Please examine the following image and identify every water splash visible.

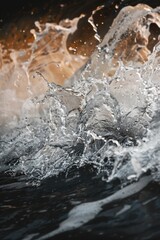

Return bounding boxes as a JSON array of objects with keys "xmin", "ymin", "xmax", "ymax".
[{"xmin": 0, "ymin": 4, "xmax": 160, "ymax": 186}]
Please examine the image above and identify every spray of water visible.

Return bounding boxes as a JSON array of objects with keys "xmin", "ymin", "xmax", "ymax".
[{"xmin": 0, "ymin": 4, "xmax": 160, "ymax": 186}]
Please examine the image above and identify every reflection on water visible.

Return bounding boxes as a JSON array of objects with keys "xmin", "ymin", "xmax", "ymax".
[{"xmin": 0, "ymin": 0, "xmax": 160, "ymax": 239}]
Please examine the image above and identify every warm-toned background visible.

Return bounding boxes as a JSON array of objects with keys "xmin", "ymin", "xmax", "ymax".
[{"xmin": 0, "ymin": 0, "xmax": 159, "ymax": 55}]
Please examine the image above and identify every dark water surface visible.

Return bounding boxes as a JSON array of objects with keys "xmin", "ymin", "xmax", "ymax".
[{"xmin": 1, "ymin": 169, "xmax": 160, "ymax": 240}]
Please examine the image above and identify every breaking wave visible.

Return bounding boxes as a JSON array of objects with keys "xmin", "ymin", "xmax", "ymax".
[{"xmin": 0, "ymin": 3, "xmax": 160, "ymax": 186}]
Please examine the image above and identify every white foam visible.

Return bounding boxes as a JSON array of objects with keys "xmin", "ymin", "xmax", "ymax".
[{"xmin": 37, "ymin": 176, "xmax": 151, "ymax": 239}]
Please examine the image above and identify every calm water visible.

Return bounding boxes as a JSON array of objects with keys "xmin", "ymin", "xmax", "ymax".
[{"xmin": 0, "ymin": 0, "xmax": 160, "ymax": 239}]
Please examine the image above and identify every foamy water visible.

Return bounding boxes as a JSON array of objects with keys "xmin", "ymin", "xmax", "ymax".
[{"xmin": 0, "ymin": 3, "xmax": 160, "ymax": 187}]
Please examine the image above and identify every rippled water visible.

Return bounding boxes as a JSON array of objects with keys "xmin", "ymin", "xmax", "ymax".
[
  {"xmin": 0, "ymin": 1, "xmax": 160, "ymax": 239},
  {"xmin": 1, "ymin": 172, "xmax": 160, "ymax": 240}
]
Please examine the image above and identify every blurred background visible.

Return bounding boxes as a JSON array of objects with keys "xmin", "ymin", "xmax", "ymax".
[{"xmin": 0, "ymin": 0, "xmax": 159, "ymax": 55}]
